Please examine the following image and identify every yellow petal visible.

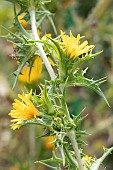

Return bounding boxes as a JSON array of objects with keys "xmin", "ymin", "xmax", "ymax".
[
  {"xmin": 18, "ymin": 57, "xmax": 42, "ymax": 84},
  {"xmin": 48, "ymin": 57, "xmax": 55, "ymax": 67},
  {"xmin": 9, "ymin": 90, "xmax": 39, "ymax": 130}
]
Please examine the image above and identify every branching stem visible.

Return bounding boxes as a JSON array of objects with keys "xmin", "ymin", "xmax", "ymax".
[
  {"xmin": 29, "ymin": 6, "xmax": 85, "ymax": 170},
  {"xmin": 29, "ymin": 7, "xmax": 56, "ymax": 80}
]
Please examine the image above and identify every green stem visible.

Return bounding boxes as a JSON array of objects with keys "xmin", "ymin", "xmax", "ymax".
[
  {"xmin": 28, "ymin": 7, "xmax": 56, "ymax": 80},
  {"xmin": 29, "ymin": 5, "xmax": 85, "ymax": 170},
  {"xmin": 67, "ymin": 130, "xmax": 85, "ymax": 170}
]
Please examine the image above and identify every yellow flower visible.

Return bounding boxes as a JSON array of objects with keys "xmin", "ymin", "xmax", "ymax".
[
  {"xmin": 9, "ymin": 90, "xmax": 38, "ymax": 130},
  {"xmin": 48, "ymin": 57, "xmax": 55, "ymax": 67},
  {"xmin": 18, "ymin": 15, "xmax": 29, "ymax": 28},
  {"xmin": 18, "ymin": 55, "xmax": 55, "ymax": 84},
  {"xmin": 18, "ymin": 56, "xmax": 42, "ymax": 84},
  {"xmin": 12, "ymin": 44, "xmax": 16, "ymax": 48},
  {"xmin": 12, "ymin": 33, "xmax": 54, "ymax": 84},
  {"xmin": 83, "ymin": 155, "xmax": 92, "ymax": 164},
  {"xmin": 61, "ymin": 31, "xmax": 94, "ymax": 59},
  {"xmin": 42, "ymin": 33, "xmax": 52, "ymax": 39},
  {"xmin": 44, "ymin": 136, "xmax": 56, "ymax": 150}
]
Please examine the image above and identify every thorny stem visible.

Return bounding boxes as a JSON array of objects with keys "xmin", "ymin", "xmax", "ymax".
[
  {"xmin": 29, "ymin": 7, "xmax": 56, "ymax": 80},
  {"xmin": 62, "ymin": 86, "xmax": 85, "ymax": 169},
  {"xmin": 29, "ymin": 6, "xmax": 85, "ymax": 170},
  {"xmin": 67, "ymin": 130, "xmax": 85, "ymax": 170},
  {"xmin": 59, "ymin": 82, "xmax": 84, "ymax": 169}
]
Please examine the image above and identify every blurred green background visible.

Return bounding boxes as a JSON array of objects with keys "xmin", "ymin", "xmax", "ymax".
[{"xmin": 0, "ymin": 0, "xmax": 113, "ymax": 169}]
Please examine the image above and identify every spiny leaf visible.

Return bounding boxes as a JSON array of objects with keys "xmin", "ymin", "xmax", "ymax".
[
  {"xmin": 75, "ymin": 130, "xmax": 89, "ymax": 136},
  {"xmin": 13, "ymin": 46, "xmax": 36, "ymax": 88},
  {"xmin": 77, "ymin": 139, "xmax": 87, "ymax": 146},
  {"xmin": 35, "ymin": 161, "xmax": 61, "ymax": 170},
  {"xmin": 0, "ymin": 25, "xmax": 23, "ymax": 42},
  {"xmin": 16, "ymin": 118, "xmax": 51, "ymax": 129},
  {"xmin": 72, "ymin": 107, "xmax": 86, "ymax": 122},
  {"xmin": 68, "ymin": 73, "xmax": 109, "ymax": 106},
  {"xmin": 47, "ymin": 14, "xmax": 57, "ymax": 35},
  {"xmin": 90, "ymin": 147, "xmax": 113, "ymax": 170},
  {"xmin": 14, "ymin": 4, "xmax": 30, "ymax": 38},
  {"xmin": 64, "ymin": 147, "xmax": 78, "ymax": 168},
  {"xmin": 36, "ymin": 14, "xmax": 46, "ymax": 27},
  {"xmin": 41, "ymin": 6, "xmax": 57, "ymax": 35},
  {"xmin": 35, "ymin": 154, "xmax": 62, "ymax": 164},
  {"xmin": 47, "ymin": 37, "xmax": 63, "ymax": 59},
  {"xmin": 43, "ymin": 82, "xmax": 50, "ymax": 106},
  {"xmin": 5, "ymin": 0, "xmax": 28, "ymax": 10},
  {"xmin": 73, "ymin": 51, "xmax": 103, "ymax": 71}
]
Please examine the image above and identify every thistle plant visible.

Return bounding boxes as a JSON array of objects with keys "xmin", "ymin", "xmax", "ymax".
[{"xmin": 2, "ymin": 0, "xmax": 113, "ymax": 169}]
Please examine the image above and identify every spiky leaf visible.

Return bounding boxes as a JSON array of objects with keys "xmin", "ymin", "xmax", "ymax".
[
  {"xmin": 90, "ymin": 147, "xmax": 113, "ymax": 170},
  {"xmin": 68, "ymin": 71, "xmax": 109, "ymax": 106}
]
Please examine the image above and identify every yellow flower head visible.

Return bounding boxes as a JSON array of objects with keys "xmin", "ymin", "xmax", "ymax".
[
  {"xmin": 48, "ymin": 57, "xmax": 55, "ymax": 67},
  {"xmin": 18, "ymin": 15, "xmax": 29, "ymax": 28},
  {"xmin": 61, "ymin": 31, "xmax": 94, "ymax": 59},
  {"xmin": 9, "ymin": 90, "xmax": 38, "ymax": 130},
  {"xmin": 44, "ymin": 136, "xmax": 56, "ymax": 150},
  {"xmin": 83, "ymin": 155, "xmax": 92, "ymax": 165},
  {"xmin": 18, "ymin": 56, "xmax": 42, "ymax": 84}
]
